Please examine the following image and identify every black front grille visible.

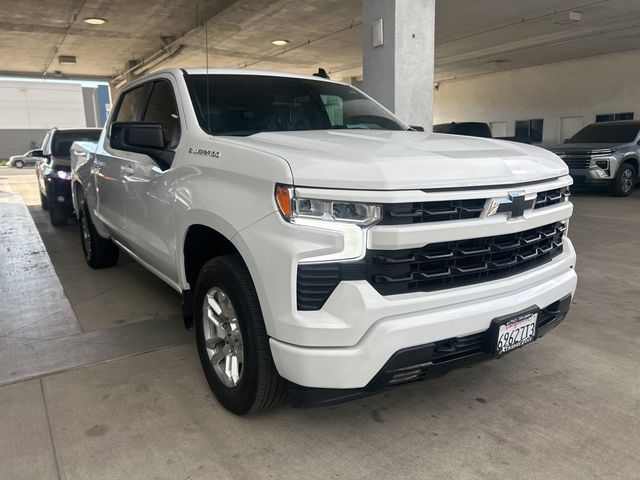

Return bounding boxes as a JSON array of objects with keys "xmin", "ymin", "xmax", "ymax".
[
  {"xmin": 379, "ymin": 187, "xmax": 569, "ymax": 225},
  {"xmin": 379, "ymin": 198, "xmax": 486, "ymax": 225},
  {"xmin": 297, "ymin": 222, "xmax": 566, "ymax": 310},
  {"xmin": 535, "ymin": 187, "xmax": 570, "ymax": 209},
  {"xmin": 368, "ymin": 222, "xmax": 565, "ymax": 296},
  {"xmin": 563, "ymin": 156, "xmax": 591, "ymax": 169}
]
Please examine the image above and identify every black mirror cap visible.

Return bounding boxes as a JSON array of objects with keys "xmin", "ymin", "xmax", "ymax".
[
  {"xmin": 109, "ymin": 122, "xmax": 173, "ymax": 170},
  {"xmin": 111, "ymin": 122, "xmax": 165, "ymax": 150},
  {"xmin": 410, "ymin": 125, "xmax": 425, "ymax": 132}
]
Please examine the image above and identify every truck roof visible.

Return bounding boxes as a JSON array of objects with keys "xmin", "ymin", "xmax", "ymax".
[
  {"xmin": 590, "ymin": 120, "xmax": 640, "ymax": 127},
  {"xmin": 132, "ymin": 67, "xmax": 348, "ymax": 87}
]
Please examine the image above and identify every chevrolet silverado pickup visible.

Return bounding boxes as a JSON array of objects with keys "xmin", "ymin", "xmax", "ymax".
[{"xmin": 70, "ymin": 68, "xmax": 577, "ymax": 415}]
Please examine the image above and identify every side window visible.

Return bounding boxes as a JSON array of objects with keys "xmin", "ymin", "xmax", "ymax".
[
  {"xmin": 596, "ymin": 112, "xmax": 634, "ymax": 122},
  {"xmin": 143, "ymin": 81, "xmax": 180, "ymax": 148},
  {"xmin": 114, "ymin": 83, "xmax": 151, "ymax": 123}
]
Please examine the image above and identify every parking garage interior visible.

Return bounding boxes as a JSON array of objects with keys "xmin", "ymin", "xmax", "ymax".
[{"xmin": 1, "ymin": 1, "xmax": 639, "ymax": 479}]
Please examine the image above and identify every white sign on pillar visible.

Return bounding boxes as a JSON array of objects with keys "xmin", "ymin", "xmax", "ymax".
[{"xmin": 372, "ymin": 18, "xmax": 384, "ymax": 48}]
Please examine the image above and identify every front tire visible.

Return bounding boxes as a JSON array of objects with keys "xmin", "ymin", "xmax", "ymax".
[
  {"xmin": 611, "ymin": 163, "xmax": 636, "ymax": 196},
  {"xmin": 195, "ymin": 255, "xmax": 286, "ymax": 415},
  {"xmin": 40, "ymin": 191, "xmax": 49, "ymax": 211},
  {"xmin": 49, "ymin": 204, "xmax": 67, "ymax": 226},
  {"xmin": 14, "ymin": 160, "xmax": 24, "ymax": 168},
  {"xmin": 79, "ymin": 199, "xmax": 119, "ymax": 268}
]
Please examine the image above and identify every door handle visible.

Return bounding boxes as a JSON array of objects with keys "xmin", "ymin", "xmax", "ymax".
[{"xmin": 121, "ymin": 164, "xmax": 135, "ymax": 176}]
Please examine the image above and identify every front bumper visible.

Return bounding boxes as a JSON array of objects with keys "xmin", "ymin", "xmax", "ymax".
[
  {"xmin": 45, "ymin": 176, "xmax": 74, "ymax": 214},
  {"xmin": 569, "ymin": 167, "xmax": 613, "ymax": 184},
  {"xmin": 269, "ymin": 243, "xmax": 576, "ymax": 390},
  {"xmin": 288, "ymin": 294, "xmax": 572, "ymax": 407}
]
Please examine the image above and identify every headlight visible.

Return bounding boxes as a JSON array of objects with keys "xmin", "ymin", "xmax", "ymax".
[
  {"xmin": 56, "ymin": 170, "xmax": 73, "ymax": 180},
  {"xmin": 275, "ymin": 185, "xmax": 381, "ymax": 226}
]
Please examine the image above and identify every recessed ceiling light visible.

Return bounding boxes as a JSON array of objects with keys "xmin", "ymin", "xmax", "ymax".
[
  {"xmin": 271, "ymin": 39, "xmax": 290, "ymax": 46},
  {"xmin": 485, "ymin": 59, "xmax": 509, "ymax": 69},
  {"xmin": 58, "ymin": 55, "xmax": 77, "ymax": 65},
  {"xmin": 552, "ymin": 11, "xmax": 581, "ymax": 25},
  {"xmin": 83, "ymin": 17, "xmax": 107, "ymax": 25}
]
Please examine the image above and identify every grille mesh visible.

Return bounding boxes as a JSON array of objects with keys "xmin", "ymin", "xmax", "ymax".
[
  {"xmin": 562, "ymin": 156, "xmax": 591, "ymax": 169},
  {"xmin": 534, "ymin": 187, "xmax": 570, "ymax": 209},
  {"xmin": 379, "ymin": 187, "xmax": 569, "ymax": 225},
  {"xmin": 368, "ymin": 222, "xmax": 565, "ymax": 296},
  {"xmin": 297, "ymin": 222, "xmax": 566, "ymax": 310}
]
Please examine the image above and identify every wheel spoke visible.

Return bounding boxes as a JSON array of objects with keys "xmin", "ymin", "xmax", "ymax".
[
  {"xmin": 204, "ymin": 337, "xmax": 224, "ymax": 350},
  {"xmin": 206, "ymin": 309, "xmax": 227, "ymax": 339},
  {"xmin": 207, "ymin": 293, "xmax": 223, "ymax": 316},
  {"xmin": 228, "ymin": 355, "xmax": 241, "ymax": 385},
  {"xmin": 211, "ymin": 344, "xmax": 231, "ymax": 364}
]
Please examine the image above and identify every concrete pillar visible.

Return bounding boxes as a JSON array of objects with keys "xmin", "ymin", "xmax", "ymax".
[{"xmin": 362, "ymin": 0, "xmax": 435, "ymax": 131}]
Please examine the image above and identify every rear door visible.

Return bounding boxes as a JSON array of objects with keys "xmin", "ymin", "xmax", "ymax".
[
  {"xmin": 96, "ymin": 83, "xmax": 151, "ymax": 235},
  {"xmin": 120, "ymin": 78, "xmax": 181, "ymax": 280}
]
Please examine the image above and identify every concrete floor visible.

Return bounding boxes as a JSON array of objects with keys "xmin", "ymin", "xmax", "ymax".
[{"xmin": 1, "ymin": 166, "xmax": 639, "ymax": 479}]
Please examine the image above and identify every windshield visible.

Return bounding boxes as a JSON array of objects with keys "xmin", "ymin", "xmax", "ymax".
[
  {"xmin": 185, "ymin": 74, "xmax": 406, "ymax": 136},
  {"xmin": 52, "ymin": 130, "xmax": 101, "ymax": 157},
  {"xmin": 568, "ymin": 124, "xmax": 640, "ymax": 144}
]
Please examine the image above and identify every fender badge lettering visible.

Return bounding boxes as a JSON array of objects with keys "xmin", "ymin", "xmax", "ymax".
[{"xmin": 188, "ymin": 147, "xmax": 221, "ymax": 158}]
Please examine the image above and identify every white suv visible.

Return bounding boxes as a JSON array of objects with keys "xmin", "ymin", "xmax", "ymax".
[{"xmin": 71, "ymin": 69, "xmax": 577, "ymax": 414}]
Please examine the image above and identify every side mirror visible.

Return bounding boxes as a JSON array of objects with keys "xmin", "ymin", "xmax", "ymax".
[
  {"xmin": 410, "ymin": 125, "xmax": 425, "ymax": 132},
  {"xmin": 111, "ymin": 122, "xmax": 165, "ymax": 150},
  {"xmin": 563, "ymin": 138, "xmax": 570, "ymax": 143},
  {"xmin": 110, "ymin": 122, "xmax": 171, "ymax": 169}
]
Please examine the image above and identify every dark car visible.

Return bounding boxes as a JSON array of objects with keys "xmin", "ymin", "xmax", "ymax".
[
  {"xmin": 548, "ymin": 121, "xmax": 640, "ymax": 196},
  {"xmin": 433, "ymin": 122, "xmax": 493, "ymax": 138},
  {"xmin": 36, "ymin": 128, "xmax": 102, "ymax": 226},
  {"xmin": 433, "ymin": 121, "xmax": 533, "ymax": 144}
]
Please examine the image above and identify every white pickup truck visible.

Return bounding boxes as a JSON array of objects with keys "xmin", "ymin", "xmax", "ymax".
[{"xmin": 71, "ymin": 68, "xmax": 577, "ymax": 415}]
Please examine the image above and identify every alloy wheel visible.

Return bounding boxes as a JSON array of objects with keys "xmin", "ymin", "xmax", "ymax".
[
  {"xmin": 621, "ymin": 168, "xmax": 634, "ymax": 194},
  {"xmin": 202, "ymin": 287, "xmax": 244, "ymax": 388}
]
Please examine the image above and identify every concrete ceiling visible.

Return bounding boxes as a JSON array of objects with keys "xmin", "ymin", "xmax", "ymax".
[{"xmin": 0, "ymin": 0, "xmax": 639, "ymax": 84}]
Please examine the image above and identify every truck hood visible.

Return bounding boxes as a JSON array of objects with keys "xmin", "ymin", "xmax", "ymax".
[
  {"xmin": 231, "ymin": 130, "xmax": 567, "ymax": 190},
  {"xmin": 548, "ymin": 143, "xmax": 621, "ymax": 153}
]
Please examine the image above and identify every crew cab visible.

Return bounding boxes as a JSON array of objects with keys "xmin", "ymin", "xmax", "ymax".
[
  {"xmin": 36, "ymin": 127, "xmax": 101, "ymax": 225},
  {"xmin": 549, "ymin": 120, "xmax": 640, "ymax": 196},
  {"xmin": 70, "ymin": 68, "xmax": 577, "ymax": 414}
]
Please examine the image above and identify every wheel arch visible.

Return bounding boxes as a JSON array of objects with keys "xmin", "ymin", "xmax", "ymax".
[
  {"xmin": 622, "ymin": 156, "xmax": 639, "ymax": 175},
  {"xmin": 72, "ymin": 180, "xmax": 84, "ymax": 219},
  {"xmin": 180, "ymin": 221, "xmax": 261, "ymax": 329}
]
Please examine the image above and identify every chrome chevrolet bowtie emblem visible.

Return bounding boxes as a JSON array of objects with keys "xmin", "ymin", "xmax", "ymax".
[{"xmin": 486, "ymin": 192, "xmax": 535, "ymax": 219}]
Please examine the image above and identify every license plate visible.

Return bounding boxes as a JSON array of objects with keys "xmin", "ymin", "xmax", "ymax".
[{"xmin": 495, "ymin": 311, "xmax": 538, "ymax": 356}]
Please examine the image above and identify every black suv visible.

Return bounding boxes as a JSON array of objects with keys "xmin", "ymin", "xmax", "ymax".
[{"xmin": 35, "ymin": 128, "xmax": 102, "ymax": 226}]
